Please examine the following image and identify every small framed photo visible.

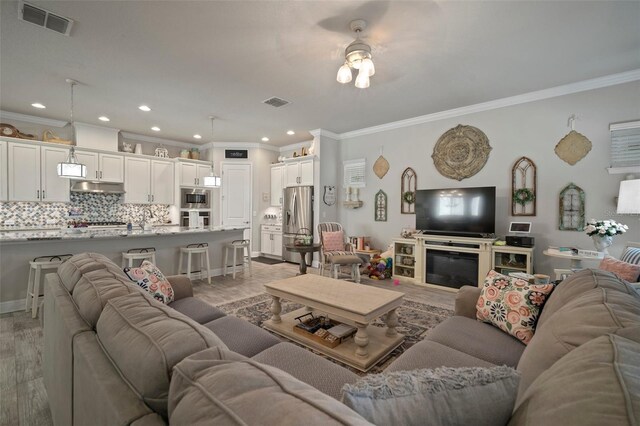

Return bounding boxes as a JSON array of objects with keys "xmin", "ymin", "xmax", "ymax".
[{"xmin": 509, "ymin": 222, "xmax": 531, "ymax": 233}]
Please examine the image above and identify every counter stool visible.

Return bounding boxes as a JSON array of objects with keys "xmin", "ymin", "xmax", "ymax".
[
  {"xmin": 121, "ymin": 247, "xmax": 156, "ymax": 268},
  {"xmin": 26, "ymin": 254, "xmax": 73, "ymax": 318},
  {"xmin": 223, "ymin": 239, "xmax": 252, "ymax": 279},
  {"xmin": 178, "ymin": 243, "xmax": 211, "ymax": 284},
  {"xmin": 329, "ymin": 254, "xmax": 363, "ymax": 284}
]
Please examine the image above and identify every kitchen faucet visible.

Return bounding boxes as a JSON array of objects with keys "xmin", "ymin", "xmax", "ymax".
[{"xmin": 140, "ymin": 208, "xmax": 155, "ymax": 230}]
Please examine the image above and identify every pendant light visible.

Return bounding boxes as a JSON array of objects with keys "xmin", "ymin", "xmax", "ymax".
[
  {"xmin": 202, "ymin": 116, "xmax": 221, "ymax": 188},
  {"xmin": 57, "ymin": 78, "xmax": 87, "ymax": 179}
]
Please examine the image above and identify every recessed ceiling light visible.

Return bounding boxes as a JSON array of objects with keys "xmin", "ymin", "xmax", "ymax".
[
  {"xmin": 151, "ymin": 126, "xmax": 160, "ymax": 132},
  {"xmin": 193, "ymin": 134, "xmax": 202, "ymax": 139},
  {"xmin": 98, "ymin": 116, "xmax": 110, "ymax": 122},
  {"xmin": 261, "ymin": 137, "xmax": 269, "ymax": 142},
  {"xmin": 286, "ymin": 130, "xmax": 295, "ymax": 135},
  {"xmin": 31, "ymin": 103, "xmax": 46, "ymax": 109},
  {"xmin": 138, "ymin": 105, "xmax": 151, "ymax": 112}
]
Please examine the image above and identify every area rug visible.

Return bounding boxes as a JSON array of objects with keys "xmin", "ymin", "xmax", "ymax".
[
  {"xmin": 215, "ymin": 293, "xmax": 453, "ymax": 374},
  {"xmin": 252, "ymin": 256, "xmax": 285, "ymax": 265}
]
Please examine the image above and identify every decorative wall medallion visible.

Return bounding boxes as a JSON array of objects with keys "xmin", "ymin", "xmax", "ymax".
[
  {"xmin": 559, "ymin": 183, "xmax": 585, "ymax": 231},
  {"xmin": 401, "ymin": 167, "xmax": 416, "ymax": 214},
  {"xmin": 554, "ymin": 130, "xmax": 592, "ymax": 165},
  {"xmin": 375, "ymin": 190, "xmax": 387, "ymax": 221},
  {"xmin": 373, "ymin": 155, "xmax": 389, "ymax": 179},
  {"xmin": 432, "ymin": 124, "xmax": 492, "ymax": 181},
  {"xmin": 511, "ymin": 157, "xmax": 537, "ymax": 216}
]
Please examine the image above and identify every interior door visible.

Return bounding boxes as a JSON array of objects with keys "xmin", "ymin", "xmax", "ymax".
[{"xmin": 221, "ymin": 162, "xmax": 252, "ymax": 239}]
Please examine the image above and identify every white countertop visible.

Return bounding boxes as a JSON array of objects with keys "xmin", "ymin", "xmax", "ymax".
[{"xmin": 0, "ymin": 225, "xmax": 246, "ymax": 243}]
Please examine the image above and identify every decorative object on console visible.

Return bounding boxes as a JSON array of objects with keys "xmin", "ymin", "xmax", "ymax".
[
  {"xmin": 373, "ymin": 148, "xmax": 389, "ymax": 179},
  {"xmin": 336, "ymin": 19, "xmax": 375, "ymax": 89},
  {"xmin": 57, "ymin": 78, "xmax": 87, "ymax": 179},
  {"xmin": 511, "ymin": 157, "xmax": 536, "ymax": 216},
  {"xmin": 598, "ymin": 256, "xmax": 640, "ymax": 282},
  {"xmin": 0, "ymin": 123, "xmax": 19, "ymax": 138},
  {"xmin": 401, "ymin": 167, "xmax": 416, "ymax": 214},
  {"xmin": 122, "ymin": 142, "xmax": 133, "ymax": 153},
  {"xmin": 43, "ymin": 130, "xmax": 72, "ymax": 145},
  {"xmin": 584, "ymin": 218, "xmax": 628, "ymax": 255},
  {"xmin": 554, "ymin": 115, "xmax": 592, "ymax": 165},
  {"xmin": 124, "ymin": 260, "xmax": 175, "ymax": 304},
  {"xmin": 134, "ymin": 143, "xmax": 143, "ymax": 154},
  {"xmin": 190, "ymin": 148, "xmax": 200, "ymax": 160},
  {"xmin": 154, "ymin": 146, "xmax": 169, "ymax": 158},
  {"xmin": 375, "ymin": 190, "xmax": 387, "ymax": 221},
  {"xmin": 476, "ymin": 270, "xmax": 555, "ymax": 345},
  {"xmin": 432, "ymin": 124, "xmax": 492, "ymax": 181},
  {"xmin": 558, "ymin": 182, "xmax": 585, "ymax": 231},
  {"xmin": 180, "ymin": 149, "xmax": 190, "ymax": 158}
]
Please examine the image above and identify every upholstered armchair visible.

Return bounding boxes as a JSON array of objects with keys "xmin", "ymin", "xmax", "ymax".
[{"xmin": 317, "ymin": 222, "xmax": 355, "ymax": 276}]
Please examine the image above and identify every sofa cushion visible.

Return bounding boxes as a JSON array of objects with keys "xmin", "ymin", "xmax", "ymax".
[
  {"xmin": 620, "ymin": 246, "xmax": 640, "ymax": 265},
  {"xmin": 516, "ymin": 287, "xmax": 640, "ymax": 400},
  {"xmin": 96, "ymin": 291, "xmax": 228, "ymax": 419},
  {"xmin": 168, "ymin": 297, "xmax": 226, "ymax": 324},
  {"xmin": 124, "ymin": 260, "xmax": 175, "ymax": 304},
  {"xmin": 510, "ymin": 334, "xmax": 640, "ymax": 426},
  {"xmin": 476, "ymin": 270, "xmax": 554, "ymax": 345},
  {"xmin": 386, "ymin": 340, "xmax": 496, "ymax": 373},
  {"xmin": 72, "ymin": 267, "xmax": 140, "ymax": 328},
  {"xmin": 537, "ymin": 269, "xmax": 638, "ymax": 328},
  {"xmin": 599, "ymin": 256, "xmax": 640, "ymax": 282},
  {"xmin": 426, "ymin": 316, "xmax": 525, "ymax": 367},
  {"xmin": 57, "ymin": 252, "xmax": 117, "ymax": 292},
  {"xmin": 252, "ymin": 342, "xmax": 359, "ymax": 400},
  {"xmin": 204, "ymin": 315, "xmax": 280, "ymax": 357},
  {"xmin": 342, "ymin": 366, "xmax": 520, "ymax": 426},
  {"xmin": 168, "ymin": 349, "xmax": 372, "ymax": 426}
]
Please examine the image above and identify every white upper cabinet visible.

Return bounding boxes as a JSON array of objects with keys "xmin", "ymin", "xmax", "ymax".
[
  {"xmin": 124, "ymin": 157, "xmax": 151, "ymax": 204},
  {"xmin": 179, "ymin": 161, "xmax": 211, "ymax": 187},
  {"xmin": 7, "ymin": 142, "xmax": 70, "ymax": 202},
  {"xmin": 150, "ymin": 159, "xmax": 174, "ymax": 204},
  {"xmin": 284, "ymin": 157, "xmax": 314, "ymax": 187},
  {"xmin": 0, "ymin": 141, "xmax": 7, "ymax": 201},
  {"xmin": 75, "ymin": 150, "xmax": 124, "ymax": 183},
  {"xmin": 270, "ymin": 164, "xmax": 284, "ymax": 206}
]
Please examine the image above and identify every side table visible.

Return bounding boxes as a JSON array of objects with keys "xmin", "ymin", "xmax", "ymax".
[{"xmin": 284, "ymin": 243, "xmax": 321, "ymax": 274}]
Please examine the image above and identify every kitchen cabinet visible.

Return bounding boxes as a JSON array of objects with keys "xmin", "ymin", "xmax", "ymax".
[
  {"xmin": 125, "ymin": 157, "xmax": 175, "ymax": 204},
  {"xmin": 76, "ymin": 150, "xmax": 124, "ymax": 183},
  {"xmin": 179, "ymin": 161, "xmax": 211, "ymax": 187},
  {"xmin": 270, "ymin": 164, "xmax": 284, "ymax": 206},
  {"xmin": 284, "ymin": 157, "xmax": 313, "ymax": 187},
  {"xmin": 261, "ymin": 224, "xmax": 283, "ymax": 257},
  {"xmin": 0, "ymin": 141, "xmax": 7, "ymax": 201},
  {"xmin": 7, "ymin": 142, "xmax": 70, "ymax": 202}
]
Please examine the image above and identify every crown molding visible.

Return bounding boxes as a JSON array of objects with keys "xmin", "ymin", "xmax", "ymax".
[
  {"xmin": 309, "ymin": 128, "xmax": 340, "ymax": 140},
  {"xmin": 339, "ymin": 69, "xmax": 640, "ymax": 140},
  {"xmin": 0, "ymin": 110, "xmax": 68, "ymax": 127},
  {"xmin": 120, "ymin": 131, "xmax": 196, "ymax": 149}
]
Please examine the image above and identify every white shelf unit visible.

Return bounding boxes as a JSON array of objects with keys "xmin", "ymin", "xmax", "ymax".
[
  {"xmin": 492, "ymin": 245, "xmax": 534, "ymax": 275},
  {"xmin": 392, "ymin": 238, "xmax": 418, "ymax": 280}
]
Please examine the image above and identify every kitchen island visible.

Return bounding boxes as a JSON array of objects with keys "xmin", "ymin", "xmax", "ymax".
[{"xmin": 0, "ymin": 225, "xmax": 246, "ymax": 312}]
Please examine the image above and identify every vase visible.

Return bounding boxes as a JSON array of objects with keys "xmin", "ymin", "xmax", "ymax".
[{"xmin": 592, "ymin": 235, "xmax": 613, "ymax": 255}]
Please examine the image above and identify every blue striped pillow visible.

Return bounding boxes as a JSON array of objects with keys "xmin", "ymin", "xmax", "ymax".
[{"xmin": 620, "ymin": 247, "xmax": 640, "ymax": 265}]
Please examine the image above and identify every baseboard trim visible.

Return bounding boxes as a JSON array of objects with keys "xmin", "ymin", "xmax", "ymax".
[{"xmin": 0, "ymin": 299, "xmax": 25, "ymax": 314}]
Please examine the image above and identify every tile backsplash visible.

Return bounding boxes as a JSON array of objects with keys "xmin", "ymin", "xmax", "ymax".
[{"xmin": 0, "ymin": 193, "xmax": 170, "ymax": 227}]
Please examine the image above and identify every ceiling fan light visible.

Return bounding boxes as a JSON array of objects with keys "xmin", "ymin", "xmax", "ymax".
[
  {"xmin": 355, "ymin": 70, "xmax": 370, "ymax": 89},
  {"xmin": 337, "ymin": 63, "xmax": 352, "ymax": 84},
  {"xmin": 361, "ymin": 57, "xmax": 375, "ymax": 77}
]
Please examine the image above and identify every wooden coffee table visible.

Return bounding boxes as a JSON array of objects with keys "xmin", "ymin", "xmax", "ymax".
[{"xmin": 263, "ymin": 274, "xmax": 404, "ymax": 372}]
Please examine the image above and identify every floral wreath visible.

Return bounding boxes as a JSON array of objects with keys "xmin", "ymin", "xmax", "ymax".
[
  {"xmin": 513, "ymin": 188, "xmax": 535, "ymax": 206},
  {"xmin": 403, "ymin": 191, "xmax": 415, "ymax": 204}
]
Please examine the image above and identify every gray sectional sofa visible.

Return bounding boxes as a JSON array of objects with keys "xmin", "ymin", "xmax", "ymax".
[{"xmin": 43, "ymin": 253, "xmax": 640, "ymax": 425}]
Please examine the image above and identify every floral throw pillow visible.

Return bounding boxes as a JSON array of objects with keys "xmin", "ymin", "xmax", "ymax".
[
  {"xmin": 124, "ymin": 260, "xmax": 175, "ymax": 304},
  {"xmin": 476, "ymin": 270, "xmax": 555, "ymax": 345},
  {"xmin": 322, "ymin": 230, "xmax": 345, "ymax": 251}
]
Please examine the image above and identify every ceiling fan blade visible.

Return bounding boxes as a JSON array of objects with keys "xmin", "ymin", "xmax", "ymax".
[{"xmin": 317, "ymin": 0, "xmax": 390, "ymax": 34}]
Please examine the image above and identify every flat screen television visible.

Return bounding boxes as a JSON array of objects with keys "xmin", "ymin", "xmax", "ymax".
[{"xmin": 415, "ymin": 186, "xmax": 496, "ymax": 237}]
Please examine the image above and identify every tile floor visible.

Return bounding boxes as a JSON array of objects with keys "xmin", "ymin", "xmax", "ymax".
[{"xmin": 0, "ymin": 261, "xmax": 455, "ymax": 426}]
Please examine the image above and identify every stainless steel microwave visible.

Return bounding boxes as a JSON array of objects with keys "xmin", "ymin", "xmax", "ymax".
[{"xmin": 180, "ymin": 188, "xmax": 211, "ymax": 209}]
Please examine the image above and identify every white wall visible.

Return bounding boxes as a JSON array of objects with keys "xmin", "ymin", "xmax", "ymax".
[{"xmin": 338, "ymin": 81, "xmax": 640, "ymax": 276}]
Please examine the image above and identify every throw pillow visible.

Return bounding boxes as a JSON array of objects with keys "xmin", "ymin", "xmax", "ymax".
[
  {"xmin": 620, "ymin": 246, "xmax": 640, "ymax": 265},
  {"xmin": 124, "ymin": 260, "xmax": 175, "ymax": 304},
  {"xmin": 476, "ymin": 270, "xmax": 554, "ymax": 345},
  {"xmin": 341, "ymin": 365, "xmax": 520, "ymax": 426},
  {"xmin": 322, "ymin": 230, "xmax": 345, "ymax": 251},
  {"xmin": 599, "ymin": 256, "xmax": 640, "ymax": 282}
]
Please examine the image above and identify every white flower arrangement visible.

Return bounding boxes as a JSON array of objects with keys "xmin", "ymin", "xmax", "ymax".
[{"xmin": 584, "ymin": 219, "xmax": 628, "ymax": 237}]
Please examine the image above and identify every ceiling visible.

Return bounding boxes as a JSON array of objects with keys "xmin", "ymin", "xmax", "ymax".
[{"xmin": 1, "ymin": 1, "xmax": 639, "ymax": 147}]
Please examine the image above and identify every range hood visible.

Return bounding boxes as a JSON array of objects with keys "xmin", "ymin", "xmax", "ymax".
[{"xmin": 70, "ymin": 181, "xmax": 125, "ymax": 194}]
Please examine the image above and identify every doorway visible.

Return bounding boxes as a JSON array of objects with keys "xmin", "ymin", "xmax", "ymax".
[{"xmin": 221, "ymin": 162, "xmax": 252, "ymax": 241}]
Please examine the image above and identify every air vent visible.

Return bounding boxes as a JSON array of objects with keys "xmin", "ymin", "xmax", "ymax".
[
  {"xmin": 19, "ymin": 1, "xmax": 74, "ymax": 36},
  {"xmin": 262, "ymin": 97, "xmax": 290, "ymax": 108}
]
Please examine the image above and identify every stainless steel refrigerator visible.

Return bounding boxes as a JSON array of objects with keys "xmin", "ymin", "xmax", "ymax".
[{"xmin": 282, "ymin": 186, "xmax": 314, "ymax": 263}]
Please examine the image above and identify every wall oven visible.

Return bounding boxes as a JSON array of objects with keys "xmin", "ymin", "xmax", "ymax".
[
  {"xmin": 180, "ymin": 188, "xmax": 211, "ymax": 209},
  {"xmin": 181, "ymin": 211, "xmax": 210, "ymax": 227}
]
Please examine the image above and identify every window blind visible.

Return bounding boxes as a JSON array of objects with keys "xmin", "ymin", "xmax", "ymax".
[
  {"xmin": 343, "ymin": 158, "xmax": 366, "ymax": 188},
  {"xmin": 610, "ymin": 121, "xmax": 640, "ymax": 168}
]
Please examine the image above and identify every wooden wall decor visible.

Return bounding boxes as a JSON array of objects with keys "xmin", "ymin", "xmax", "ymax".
[
  {"xmin": 401, "ymin": 167, "xmax": 417, "ymax": 214},
  {"xmin": 432, "ymin": 124, "xmax": 492, "ymax": 181},
  {"xmin": 375, "ymin": 190, "xmax": 387, "ymax": 222},
  {"xmin": 559, "ymin": 183, "xmax": 585, "ymax": 231},
  {"xmin": 511, "ymin": 157, "xmax": 537, "ymax": 216},
  {"xmin": 555, "ymin": 130, "xmax": 592, "ymax": 165}
]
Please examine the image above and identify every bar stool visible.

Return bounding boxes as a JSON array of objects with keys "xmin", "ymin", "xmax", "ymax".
[
  {"xmin": 121, "ymin": 247, "xmax": 156, "ymax": 268},
  {"xmin": 26, "ymin": 254, "xmax": 73, "ymax": 318},
  {"xmin": 178, "ymin": 243, "xmax": 211, "ymax": 284},
  {"xmin": 223, "ymin": 239, "xmax": 252, "ymax": 279}
]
